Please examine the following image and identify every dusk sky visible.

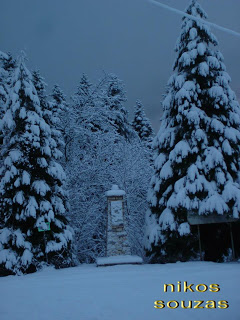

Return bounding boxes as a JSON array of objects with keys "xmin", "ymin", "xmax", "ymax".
[{"xmin": 1, "ymin": 0, "xmax": 240, "ymax": 131}]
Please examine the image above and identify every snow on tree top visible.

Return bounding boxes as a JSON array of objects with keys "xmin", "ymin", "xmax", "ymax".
[
  {"xmin": 0, "ymin": 51, "xmax": 8, "ymax": 60},
  {"xmin": 106, "ymin": 185, "xmax": 126, "ymax": 197}
]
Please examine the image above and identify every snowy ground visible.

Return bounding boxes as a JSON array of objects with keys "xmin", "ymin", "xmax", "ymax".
[{"xmin": 0, "ymin": 261, "xmax": 239, "ymax": 320}]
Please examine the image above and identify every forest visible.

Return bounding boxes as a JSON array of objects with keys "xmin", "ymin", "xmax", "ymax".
[{"xmin": 0, "ymin": 0, "xmax": 240, "ymax": 277}]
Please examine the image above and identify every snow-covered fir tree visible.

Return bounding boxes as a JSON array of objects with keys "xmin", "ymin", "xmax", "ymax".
[
  {"xmin": 0, "ymin": 52, "xmax": 16, "ymax": 130},
  {"xmin": 32, "ymin": 73, "xmax": 65, "ymax": 163},
  {"xmin": 0, "ymin": 57, "xmax": 73, "ymax": 275},
  {"xmin": 49, "ymin": 85, "xmax": 68, "ymax": 154},
  {"xmin": 0, "ymin": 52, "xmax": 9, "ymax": 116},
  {"xmin": 69, "ymin": 73, "xmax": 94, "ymax": 150},
  {"xmin": 0, "ymin": 52, "xmax": 9, "ymax": 144},
  {"xmin": 103, "ymin": 73, "xmax": 132, "ymax": 139},
  {"xmin": 32, "ymin": 70, "xmax": 48, "ymax": 105},
  {"xmin": 72, "ymin": 73, "xmax": 93, "ymax": 116},
  {"xmin": 145, "ymin": 0, "xmax": 240, "ymax": 262},
  {"xmin": 0, "ymin": 52, "xmax": 15, "ymax": 175},
  {"xmin": 132, "ymin": 100, "xmax": 153, "ymax": 149}
]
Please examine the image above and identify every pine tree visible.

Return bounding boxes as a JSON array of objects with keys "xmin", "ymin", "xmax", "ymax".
[
  {"xmin": 72, "ymin": 73, "xmax": 93, "ymax": 114},
  {"xmin": 70, "ymin": 73, "xmax": 93, "ymax": 148},
  {"xmin": 0, "ymin": 52, "xmax": 9, "ymax": 115},
  {"xmin": 0, "ymin": 52, "xmax": 16, "ymax": 128},
  {"xmin": 145, "ymin": 0, "xmax": 240, "ymax": 262},
  {"xmin": 132, "ymin": 100, "xmax": 153, "ymax": 149},
  {"xmin": 0, "ymin": 52, "xmax": 15, "ymax": 174},
  {"xmin": 0, "ymin": 57, "xmax": 73, "ymax": 275},
  {"xmin": 0, "ymin": 52, "xmax": 9, "ymax": 142},
  {"xmin": 51, "ymin": 85, "xmax": 67, "ymax": 118},
  {"xmin": 103, "ymin": 73, "xmax": 132, "ymax": 139},
  {"xmin": 32, "ymin": 70, "xmax": 48, "ymax": 106},
  {"xmin": 49, "ymin": 84, "xmax": 76, "ymax": 164},
  {"xmin": 49, "ymin": 85, "xmax": 68, "ymax": 152}
]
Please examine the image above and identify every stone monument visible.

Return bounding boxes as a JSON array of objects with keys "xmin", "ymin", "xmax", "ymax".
[
  {"xmin": 106, "ymin": 184, "xmax": 131, "ymax": 256},
  {"xmin": 96, "ymin": 185, "xmax": 143, "ymax": 266}
]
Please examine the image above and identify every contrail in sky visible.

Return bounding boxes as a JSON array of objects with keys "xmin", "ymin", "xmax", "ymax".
[{"xmin": 149, "ymin": 0, "xmax": 240, "ymax": 38}]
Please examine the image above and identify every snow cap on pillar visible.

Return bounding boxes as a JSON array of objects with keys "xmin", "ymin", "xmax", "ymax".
[{"xmin": 106, "ymin": 185, "xmax": 125, "ymax": 197}]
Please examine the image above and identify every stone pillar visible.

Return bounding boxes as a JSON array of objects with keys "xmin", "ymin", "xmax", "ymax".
[{"xmin": 106, "ymin": 185, "xmax": 131, "ymax": 257}]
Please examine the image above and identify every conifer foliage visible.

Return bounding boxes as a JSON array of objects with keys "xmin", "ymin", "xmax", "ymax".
[
  {"xmin": 0, "ymin": 52, "xmax": 10, "ymax": 162},
  {"xmin": 145, "ymin": 0, "xmax": 240, "ymax": 262},
  {"xmin": 72, "ymin": 73, "xmax": 93, "ymax": 112},
  {"xmin": 132, "ymin": 100, "xmax": 153, "ymax": 148},
  {"xmin": 0, "ymin": 57, "xmax": 73, "ymax": 275},
  {"xmin": 103, "ymin": 74, "xmax": 131, "ymax": 139}
]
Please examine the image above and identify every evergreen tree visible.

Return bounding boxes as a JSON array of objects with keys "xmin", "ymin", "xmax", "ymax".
[
  {"xmin": 0, "ymin": 52, "xmax": 9, "ymax": 141},
  {"xmin": 0, "ymin": 52, "xmax": 16, "ymax": 127},
  {"xmin": 70, "ymin": 73, "xmax": 93, "ymax": 152},
  {"xmin": 132, "ymin": 100, "xmax": 154, "ymax": 149},
  {"xmin": 0, "ymin": 52, "xmax": 15, "ymax": 173},
  {"xmin": 103, "ymin": 73, "xmax": 132, "ymax": 139},
  {"xmin": 72, "ymin": 73, "xmax": 93, "ymax": 115},
  {"xmin": 0, "ymin": 52, "xmax": 9, "ymax": 115},
  {"xmin": 32, "ymin": 73, "xmax": 64, "ymax": 162},
  {"xmin": 49, "ymin": 85, "xmax": 68, "ymax": 152},
  {"xmin": 145, "ymin": 0, "xmax": 240, "ymax": 262},
  {"xmin": 32, "ymin": 70, "xmax": 48, "ymax": 106},
  {"xmin": 0, "ymin": 57, "xmax": 73, "ymax": 275},
  {"xmin": 51, "ymin": 84, "xmax": 68, "ymax": 119}
]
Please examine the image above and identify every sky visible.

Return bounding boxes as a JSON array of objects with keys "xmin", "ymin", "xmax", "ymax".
[{"xmin": 1, "ymin": 0, "xmax": 240, "ymax": 131}]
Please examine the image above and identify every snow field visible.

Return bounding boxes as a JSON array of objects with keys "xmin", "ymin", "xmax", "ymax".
[{"xmin": 0, "ymin": 261, "xmax": 239, "ymax": 320}]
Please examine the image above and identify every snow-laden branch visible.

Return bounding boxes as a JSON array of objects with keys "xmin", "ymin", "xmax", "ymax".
[{"xmin": 149, "ymin": 0, "xmax": 240, "ymax": 38}]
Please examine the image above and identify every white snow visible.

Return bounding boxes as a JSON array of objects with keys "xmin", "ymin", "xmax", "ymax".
[
  {"xmin": 46, "ymin": 241, "xmax": 63, "ymax": 253},
  {"xmin": 0, "ymin": 50, "xmax": 8, "ymax": 59},
  {"xmin": 159, "ymin": 208, "xmax": 176, "ymax": 231},
  {"xmin": 22, "ymin": 171, "xmax": 31, "ymax": 185},
  {"xmin": 204, "ymin": 147, "xmax": 224, "ymax": 170},
  {"xmin": 207, "ymin": 56, "xmax": 220, "ymax": 69},
  {"xmin": 48, "ymin": 162, "xmax": 66, "ymax": 181},
  {"xmin": 32, "ymin": 180, "xmax": 50, "ymax": 196},
  {"xmin": 9, "ymin": 150, "xmax": 22, "ymax": 162},
  {"xmin": 160, "ymin": 161, "xmax": 173, "ymax": 180},
  {"xmin": 21, "ymin": 249, "xmax": 33, "ymax": 266},
  {"xmin": 189, "ymin": 27, "xmax": 197, "ymax": 40},
  {"xmin": 25, "ymin": 197, "xmax": 38, "ymax": 218},
  {"xmin": 211, "ymin": 119, "xmax": 224, "ymax": 134},
  {"xmin": 155, "ymin": 153, "xmax": 167, "ymax": 170},
  {"xmin": 96, "ymin": 255, "xmax": 143, "ymax": 266},
  {"xmin": 199, "ymin": 195, "xmax": 229, "ymax": 215},
  {"xmin": 0, "ymin": 228, "xmax": 11, "ymax": 244},
  {"xmin": 197, "ymin": 42, "xmax": 206, "ymax": 55},
  {"xmin": 37, "ymin": 157, "xmax": 48, "ymax": 168},
  {"xmin": 225, "ymin": 127, "xmax": 240, "ymax": 143},
  {"xmin": 198, "ymin": 62, "xmax": 209, "ymax": 77},
  {"xmin": 0, "ymin": 249, "xmax": 17, "ymax": 270},
  {"xmin": 30, "ymin": 124, "xmax": 40, "ymax": 136},
  {"xmin": 0, "ymin": 262, "xmax": 239, "ymax": 320},
  {"xmin": 106, "ymin": 184, "xmax": 126, "ymax": 196},
  {"xmin": 222, "ymin": 140, "xmax": 232, "ymax": 155},
  {"xmin": 178, "ymin": 222, "xmax": 191, "ymax": 236},
  {"xmin": 145, "ymin": 209, "xmax": 162, "ymax": 247},
  {"xmin": 19, "ymin": 107, "xmax": 27, "ymax": 119},
  {"xmin": 169, "ymin": 140, "xmax": 191, "ymax": 162},
  {"xmin": 13, "ymin": 191, "xmax": 24, "ymax": 205}
]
